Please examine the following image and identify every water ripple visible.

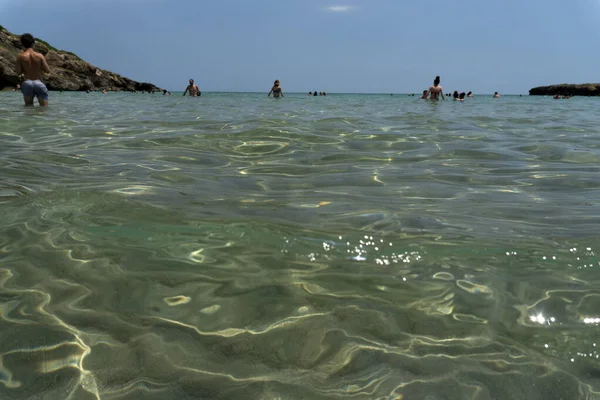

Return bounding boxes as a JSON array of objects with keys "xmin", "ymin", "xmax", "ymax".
[{"xmin": 1, "ymin": 93, "xmax": 600, "ymax": 398}]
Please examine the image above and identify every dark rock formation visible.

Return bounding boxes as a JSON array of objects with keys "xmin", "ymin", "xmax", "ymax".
[
  {"xmin": 529, "ymin": 84, "xmax": 600, "ymax": 96},
  {"xmin": 0, "ymin": 26, "xmax": 162, "ymax": 92}
]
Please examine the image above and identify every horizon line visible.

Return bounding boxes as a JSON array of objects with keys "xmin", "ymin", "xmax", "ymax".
[{"xmin": 42, "ymin": 90, "xmax": 531, "ymax": 95}]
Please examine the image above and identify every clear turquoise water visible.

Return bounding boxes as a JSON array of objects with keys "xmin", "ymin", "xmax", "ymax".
[{"xmin": 1, "ymin": 92, "xmax": 600, "ymax": 399}]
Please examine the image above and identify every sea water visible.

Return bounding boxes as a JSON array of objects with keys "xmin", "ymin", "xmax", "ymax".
[{"xmin": 0, "ymin": 92, "xmax": 599, "ymax": 399}]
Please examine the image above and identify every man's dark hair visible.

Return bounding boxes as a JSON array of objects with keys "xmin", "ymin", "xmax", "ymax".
[{"xmin": 20, "ymin": 33, "xmax": 35, "ymax": 49}]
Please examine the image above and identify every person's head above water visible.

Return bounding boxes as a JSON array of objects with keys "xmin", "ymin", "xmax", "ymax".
[
  {"xmin": 453, "ymin": 91, "xmax": 459, "ymax": 99},
  {"xmin": 274, "ymin": 80, "xmax": 280, "ymax": 86},
  {"xmin": 20, "ymin": 33, "xmax": 35, "ymax": 49},
  {"xmin": 433, "ymin": 76, "xmax": 440, "ymax": 86},
  {"xmin": 189, "ymin": 79, "xmax": 194, "ymax": 85},
  {"xmin": 459, "ymin": 92, "xmax": 466, "ymax": 99}
]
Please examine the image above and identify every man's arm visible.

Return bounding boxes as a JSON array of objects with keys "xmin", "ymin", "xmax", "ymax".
[
  {"xmin": 280, "ymin": 90, "xmax": 284, "ymax": 98},
  {"xmin": 195, "ymin": 86, "xmax": 201, "ymax": 96},
  {"xmin": 268, "ymin": 89, "xmax": 273, "ymax": 97},
  {"xmin": 183, "ymin": 87, "xmax": 188, "ymax": 96},
  {"xmin": 41, "ymin": 55, "xmax": 50, "ymax": 73}
]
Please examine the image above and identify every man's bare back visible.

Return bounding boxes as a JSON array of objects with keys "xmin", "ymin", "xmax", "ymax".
[
  {"xmin": 15, "ymin": 34, "xmax": 50, "ymax": 106},
  {"xmin": 17, "ymin": 49, "xmax": 50, "ymax": 81}
]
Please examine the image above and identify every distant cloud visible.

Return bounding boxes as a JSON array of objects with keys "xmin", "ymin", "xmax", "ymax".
[{"xmin": 326, "ymin": 5, "xmax": 355, "ymax": 12}]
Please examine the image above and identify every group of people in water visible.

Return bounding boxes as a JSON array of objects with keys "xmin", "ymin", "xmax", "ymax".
[
  {"xmin": 418, "ymin": 76, "xmax": 502, "ymax": 101},
  {"xmin": 446, "ymin": 91, "xmax": 476, "ymax": 101},
  {"xmin": 11, "ymin": 33, "xmax": 578, "ymax": 107},
  {"xmin": 264, "ymin": 80, "xmax": 328, "ymax": 99}
]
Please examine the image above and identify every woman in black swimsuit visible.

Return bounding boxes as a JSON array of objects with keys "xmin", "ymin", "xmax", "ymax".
[{"xmin": 268, "ymin": 80, "xmax": 284, "ymax": 98}]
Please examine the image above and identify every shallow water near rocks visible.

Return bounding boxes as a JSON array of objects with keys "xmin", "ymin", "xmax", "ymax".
[{"xmin": 1, "ymin": 92, "xmax": 600, "ymax": 399}]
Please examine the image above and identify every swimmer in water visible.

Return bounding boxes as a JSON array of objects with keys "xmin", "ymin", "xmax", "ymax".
[
  {"xmin": 426, "ymin": 76, "xmax": 445, "ymax": 100},
  {"xmin": 420, "ymin": 90, "xmax": 428, "ymax": 99},
  {"xmin": 453, "ymin": 91, "xmax": 459, "ymax": 100},
  {"xmin": 467, "ymin": 91, "xmax": 473, "ymax": 98},
  {"xmin": 183, "ymin": 79, "xmax": 200, "ymax": 96},
  {"xmin": 15, "ymin": 33, "xmax": 50, "ymax": 106},
  {"xmin": 268, "ymin": 80, "xmax": 284, "ymax": 98},
  {"xmin": 493, "ymin": 92, "xmax": 500, "ymax": 98},
  {"xmin": 459, "ymin": 92, "xmax": 466, "ymax": 101}
]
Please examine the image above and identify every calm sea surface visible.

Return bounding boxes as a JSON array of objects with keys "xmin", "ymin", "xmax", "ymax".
[{"xmin": 1, "ymin": 92, "xmax": 600, "ymax": 399}]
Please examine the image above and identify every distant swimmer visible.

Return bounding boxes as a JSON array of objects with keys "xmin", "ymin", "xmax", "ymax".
[
  {"xmin": 15, "ymin": 33, "xmax": 50, "ymax": 107},
  {"xmin": 426, "ymin": 76, "xmax": 445, "ymax": 100},
  {"xmin": 467, "ymin": 91, "xmax": 473, "ymax": 98},
  {"xmin": 268, "ymin": 80, "xmax": 284, "ymax": 98},
  {"xmin": 459, "ymin": 92, "xmax": 466, "ymax": 101},
  {"xmin": 308, "ymin": 91, "xmax": 312, "ymax": 96},
  {"xmin": 183, "ymin": 79, "xmax": 200, "ymax": 96},
  {"xmin": 453, "ymin": 91, "xmax": 459, "ymax": 100},
  {"xmin": 420, "ymin": 90, "xmax": 428, "ymax": 99},
  {"xmin": 553, "ymin": 94, "xmax": 560, "ymax": 99},
  {"xmin": 163, "ymin": 90, "xmax": 171, "ymax": 95},
  {"xmin": 493, "ymin": 92, "xmax": 500, "ymax": 98},
  {"xmin": 313, "ymin": 91, "xmax": 318, "ymax": 96}
]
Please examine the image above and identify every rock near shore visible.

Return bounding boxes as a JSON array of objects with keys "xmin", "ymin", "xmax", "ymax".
[
  {"xmin": 0, "ymin": 25, "xmax": 162, "ymax": 92},
  {"xmin": 529, "ymin": 84, "xmax": 600, "ymax": 96}
]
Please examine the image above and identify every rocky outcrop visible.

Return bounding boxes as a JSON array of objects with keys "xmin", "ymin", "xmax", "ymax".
[
  {"xmin": 0, "ymin": 26, "xmax": 162, "ymax": 92},
  {"xmin": 529, "ymin": 84, "xmax": 600, "ymax": 96}
]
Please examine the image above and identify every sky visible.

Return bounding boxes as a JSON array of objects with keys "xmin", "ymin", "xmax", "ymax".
[{"xmin": 1, "ymin": 0, "xmax": 599, "ymax": 93}]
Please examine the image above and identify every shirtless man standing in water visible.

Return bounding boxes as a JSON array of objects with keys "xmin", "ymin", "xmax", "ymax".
[
  {"xmin": 426, "ymin": 76, "xmax": 445, "ymax": 100},
  {"xmin": 183, "ymin": 79, "xmax": 200, "ymax": 96},
  {"xmin": 15, "ymin": 33, "xmax": 50, "ymax": 107}
]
